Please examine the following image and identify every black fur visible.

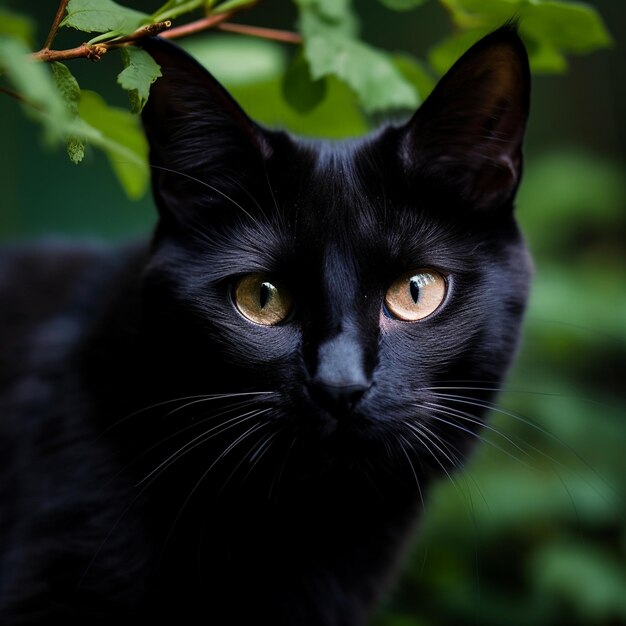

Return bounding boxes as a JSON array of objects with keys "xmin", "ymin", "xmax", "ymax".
[{"xmin": 0, "ymin": 27, "xmax": 531, "ymax": 625}]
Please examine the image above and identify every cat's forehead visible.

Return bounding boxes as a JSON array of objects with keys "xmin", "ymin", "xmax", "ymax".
[{"xmin": 283, "ymin": 134, "xmax": 391, "ymax": 233}]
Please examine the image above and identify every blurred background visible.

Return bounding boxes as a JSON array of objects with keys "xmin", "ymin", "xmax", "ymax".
[{"xmin": 1, "ymin": 1, "xmax": 624, "ymax": 624}]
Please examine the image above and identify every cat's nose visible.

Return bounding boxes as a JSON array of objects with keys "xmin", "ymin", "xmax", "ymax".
[
  {"xmin": 311, "ymin": 380, "xmax": 369, "ymax": 417},
  {"xmin": 310, "ymin": 331, "xmax": 371, "ymax": 417}
]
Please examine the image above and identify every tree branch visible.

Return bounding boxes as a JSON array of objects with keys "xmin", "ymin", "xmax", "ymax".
[
  {"xmin": 32, "ymin": 43, "xmax": 109, "ymax": 63},
  {"xmin": 217, "ymin": 22, "xmax": 302, "ymax": 45},
  {"xmin": 31, "ymin": 22, "xmax": 172, "ymax": 63},
  {"xmin": 160, "ymin": 8, "xmax": 246, "ymax": 40},
  {"xmin": 30, "ymin": 0, "xmax": 265, "ymax": 63},
  {"xmin": 43, "ymin": 0, "xmax": 70, "ymax": 50},
  {"xmin": 0, "ymin": 86, "xmax": 44, "ymax": 111}
]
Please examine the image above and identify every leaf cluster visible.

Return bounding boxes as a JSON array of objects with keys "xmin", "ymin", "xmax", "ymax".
[{"xmin": 0, "ymin": 0, "xmax": 612, "ymax": 197}]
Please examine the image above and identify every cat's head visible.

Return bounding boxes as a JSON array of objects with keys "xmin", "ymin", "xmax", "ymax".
[{"xmin": 139, "ymin": 27, "xmax": 531, "ymax": 479}]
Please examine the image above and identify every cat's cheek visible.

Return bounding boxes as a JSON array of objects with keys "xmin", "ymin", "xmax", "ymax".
[{"xmin": 218, "ymin": 318, "xmax": 302, "ymax": 368}]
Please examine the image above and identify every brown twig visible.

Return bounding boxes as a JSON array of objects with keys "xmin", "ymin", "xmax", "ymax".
[
  {"xmin": 32, "ymin": 43, "xmax": 109, "ymax": 63},
  {"xmin": 217, "ymin": 22, "xmax": 302, "ymax": 45},
  {"xmin": 43, "ymin": 0, "xmax": 70, "ymax": 50},
  {"xmin": 31, "ymin": 21, "xmax": 172, "ymax": 63},
  {"xmin": 160, "ymin": 9, "xmax": 239, "ymax": 39},
  {"xmin": 158, "ymin": 0, "xmax": 262, "ymax": 40},
  {"xmin": 110, "ymin": 21, "xmax": 172, "ymax": 44},
  {"xmin": 0, "ymin": 86, "xmax": 44, "ymax": 111}
]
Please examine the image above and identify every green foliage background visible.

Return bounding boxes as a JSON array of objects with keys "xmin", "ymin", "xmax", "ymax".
[{"xmin": 1, "ymin": 1, "xmax": 625, "ymax": 624}]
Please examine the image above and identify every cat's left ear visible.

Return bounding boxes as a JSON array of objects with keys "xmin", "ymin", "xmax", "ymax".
[
  {"xmin": 401, "ymin": 25, "xmax": 530, "ymax": 211},
  {"xmin": 139, "ymin": 37, "xmax": 272, "ymax": 223}
]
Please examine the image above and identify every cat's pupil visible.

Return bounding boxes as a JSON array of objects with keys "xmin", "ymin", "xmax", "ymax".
[
  {"xmin": 409, "ymin": 279, "xmax": 420, "ymax": 304},
  {"xmin": 259, "ymin": 282, "xmax": 273, "ymax": 309}
]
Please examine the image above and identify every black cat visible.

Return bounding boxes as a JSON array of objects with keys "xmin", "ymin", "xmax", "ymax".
[{"xmin": 0, "ymin": 25, "xmax": 531, "ymax": 625}]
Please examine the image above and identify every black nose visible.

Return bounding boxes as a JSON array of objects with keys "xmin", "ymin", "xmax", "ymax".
[{"xmin": 310, "ymin": 380, "xmax": 369, "ymax": 417}]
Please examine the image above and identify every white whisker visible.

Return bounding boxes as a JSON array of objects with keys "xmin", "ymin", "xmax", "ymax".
[
  {"xmin": 150, "ymin": 164, "xmax": 264, "ymax": 229},
  {"xmin": 167, "ymin": 391, "xmax": 275, "ymax": 416},
  {"xmin": 135, "ymin": 408, "xmax": 271, "ymax": 487},
  {"xmin": 396, "ymin": 434, "xmax": 425, "ymax": 511},
  {"xmin": 159, "ymin": 421, "xmax": 272, "ymax": 561},
  {"xmin": 424, "ymin": 400, "xmax": 533, "ymax": 461}
]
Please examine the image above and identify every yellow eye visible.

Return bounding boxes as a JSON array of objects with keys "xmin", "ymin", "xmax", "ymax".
[
  {"xmin": 233, "ymin": 274, "xmax": 294, "ymax": 326},
  {"xmin": 384, "ymin": 270, "xmax": 447, "ymax": 321}
]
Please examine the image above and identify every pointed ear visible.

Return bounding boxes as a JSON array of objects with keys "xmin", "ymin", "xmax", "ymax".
[
  {"xmin": 139, "ymin": 37, "xmax": 271, "ymax": 222},
  {"xmin": 401, "ymin": 25, "xmax": 530, "ymax": 211}
]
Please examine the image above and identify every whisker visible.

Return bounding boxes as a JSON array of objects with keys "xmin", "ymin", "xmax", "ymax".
[
  {"xmin": 360, "ymin": 459, "xmax": 386, "ymax": 501},
  {"xmin": 135, "ymin": 408, "xmax": 271, "ymax": 487},
  {"xmin": 401, "ymin": 423, "xmax": 462, "ymax": 498},
  {"xmin": 102, "ymin": 398, "xmax": 263, "ymax": 489},
  {"xmin": 150, "ymin": 164, "xmax": 264, "ymax": 229},
  {"xmin": 167, "ymin": 391, "xmax": 275, "ymax": 416},
  {"xmin": 396, "ymin": 434, "xmax": 425, "ymax": 512},
  {"xmin": 404, "ymin": 421, "xmax": 460, "ymax": 471},
  {"xmin": 97, "ymin": 391, "xmax": 274, "ymax": 439},
  {"xmin": 97, "ymin": 394, "xmax": 232, "ymax": 438},
  {"xmin": 430, "ymin": 392, "xmax": 595, "ymax": 470},
  {"xmin": 270, "ymin": 435, "xmax": 296, "ymax": 502},
  {"xmin": 423, "ymin": 403, "xmax": 536, "ymax": 471},
  {"xmin": 249, "ymin": 430, "xmax": 279, "ymax": 464},
  {"xmin": 427, "ymin": 395, "xmax": 617, "ymax": 505},
  {"xmin": 217, "ymin": 423, "xmax": 274, "ymax": 497},
  {"xmin": 159, "ymin": 420, "xmax": 272, "ymax": 562},
  {"xmin": 424, "ymin": 400, "xmax": 533, "ymax": 461},
  {"xmin": 241, "ymin": 430, "xmax": 280, "ymax": 486}
]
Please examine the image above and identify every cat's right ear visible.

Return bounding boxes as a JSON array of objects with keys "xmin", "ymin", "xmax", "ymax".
[
  {"xmin": 140, "ymin": 37, "xmax": 271, "ymax": 223},
  {"xmin": 399, "ymin": 25, "xmax": 530, "ymax": 212}
]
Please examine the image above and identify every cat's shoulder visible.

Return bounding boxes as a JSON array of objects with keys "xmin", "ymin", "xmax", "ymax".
[
  {"xmin": 1, "ymin": 238, "xmax": 141, "ymax": 301},
  {"xmin": 0, "ymin": 238, "xmax": 148, "ymax": 383}
]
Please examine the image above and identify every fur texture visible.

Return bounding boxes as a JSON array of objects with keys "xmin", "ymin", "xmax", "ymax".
[{"xmin": 0, "ymin": 27, "xmax": 531, "ymax": 625}]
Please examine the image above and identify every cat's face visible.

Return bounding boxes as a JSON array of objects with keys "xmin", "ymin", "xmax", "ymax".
[{"xmin": 140, "ymin": 28, "xmax": 531, "ymax": 476}]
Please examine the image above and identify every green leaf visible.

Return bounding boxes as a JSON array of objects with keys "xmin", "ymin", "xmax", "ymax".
[
  {"xmin": 435, "ymin": 0, "xmax": 612, "ymax": 74},
  {"xmin": 51, "ymin": 62, "xmax": 81, "ymax": 117},
  {"xmin": 0, "ymin": 35, "xmax": 72, "ymax": 142},
  {"xmin": 293, "ymin": 0, "xmax": 358, "ymax": 37},
  {"xmin": 532, "ymin": 542, "xmax": 626, "ymax": 620},
  {"xmin": 180, "ymin": 34, "xmax": 365, "ymax": 138},
  {"xmin": 391, "ymin": 53, "xmax": 435, "ymax": 103},
  {"xmin": 230, "ymin": 76, "xmax": 369, "ymax": 139},
  {"xmin": 181, "ymin": 35, "xmax": 287, "ymax": 86},
  {"xmin": 427, "ymin": 28, "xmax": 489, "ymax": 74},
  {"xmin": 117, "ymin": 47, "xmax": 162, "ymax": 113},
  {"xmin": 61, "ymin": 0, "xmax": 148, "ymax": 35},
  {"xmin": 0, "ymin": 8, "xmax": 36, "ymax": 45},
  {"xmin": 299, "ymin": 6, "xmax": 417, "ymax": 113},
  {"xmin": 293, "ymin": 0, "xmax": 353, "ymax": 22},
  {"xmin": 378, "ymin": 0, "xmax": 428, "ymax": 10},
  {"xmin": 66, "ymin": 137, "xmax": 86, "ymax": 164},
  {"xmin": 282, "ymin": 51, "xmax": 327, "ymax": 114},
  {"xmin": 437, "ymin": 0, "xmax": 519, "ymax": 29},
  {"xmin": 51, "ymin": 62, "xmax": 86, "ymax": 163},
  {"xmin": 521, "ymin": 1, "xmax": 613, "ymax": 54},
  {"xmin": 78, "ymin": 90, "xmax": 149, "ymax": 199}
]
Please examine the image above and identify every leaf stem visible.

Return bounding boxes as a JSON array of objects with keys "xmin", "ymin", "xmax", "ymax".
[
  {"xmin": 0, "ymin": 86, "xmax": 44, "ymax": 111},
  {"xmin": 43, "ymin": 0, "xmax": 70, "ymax": 50},
  {"xmin": 217, "ymin": 22, "xmax": 302, "ymax": 45},
  {"xmin": 151, "ymin": 0, "xmax": 206, "ymax": 23}
]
